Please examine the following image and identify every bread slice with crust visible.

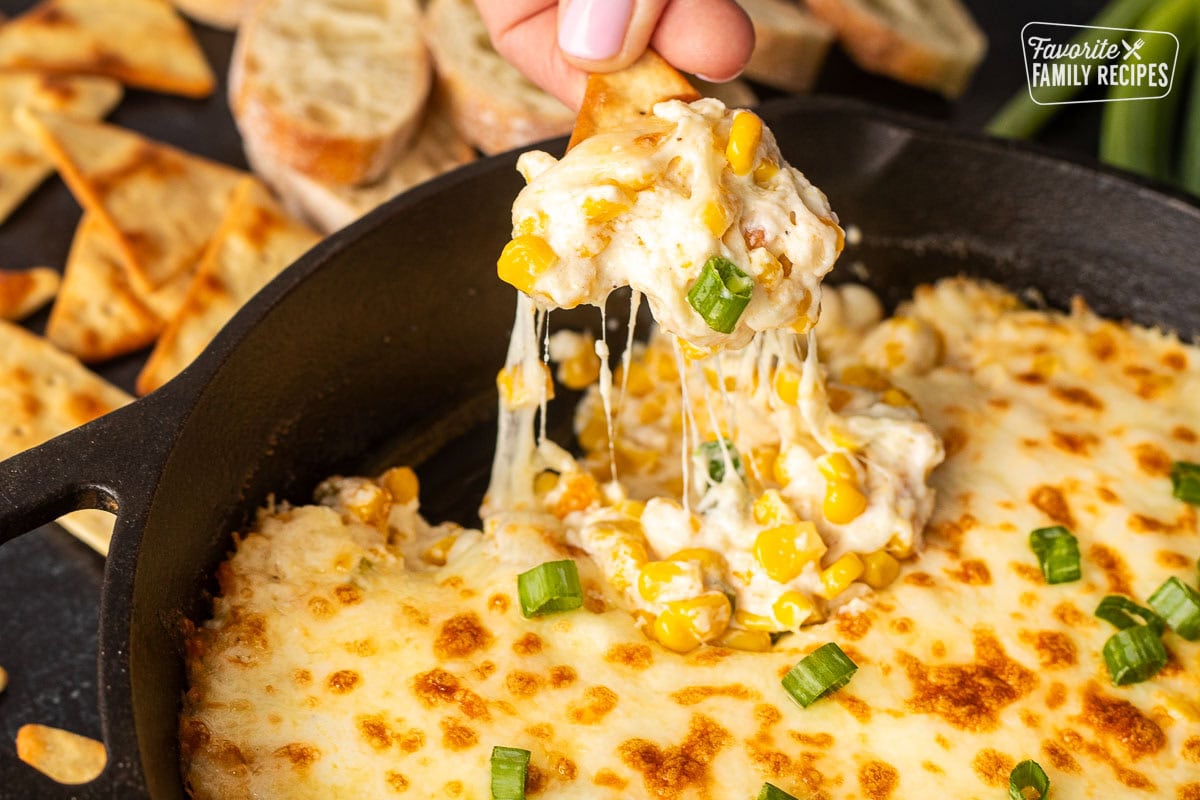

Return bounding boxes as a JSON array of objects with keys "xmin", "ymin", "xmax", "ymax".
[
  {"xmin": 739, "ymin": 0, "xmax": 834, "ymax": 92},
  {"xmin": 245, "ymin": 94, "xmax": 475, "ymax": 234},
  {"xmin": 230, "ymin": 0, "xmax": 431, "ymax": 186},
  {"xmin": 806, "ymin": 0, "xmax": 986, "ymax": 98},
  {"xmin": 424, "ymin": 0, "xmax": 574, "ymax": 155}
]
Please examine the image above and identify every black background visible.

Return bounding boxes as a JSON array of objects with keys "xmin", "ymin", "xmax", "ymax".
[{"xmin": 0, "ymin": 0, "xmax": 1113, "ymax": 765}]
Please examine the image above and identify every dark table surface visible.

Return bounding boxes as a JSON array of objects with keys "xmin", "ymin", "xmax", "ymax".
[{"xmin": 0, "ymin": 0, "xmax": 1112, "ymax": 770}]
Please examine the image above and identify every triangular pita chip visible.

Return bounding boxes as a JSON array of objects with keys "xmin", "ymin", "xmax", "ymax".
[
  {"xmin": 568, "ymin": 49, "xmax": 700, "ymax": 150},
  {"xmin": 0, "ymin": 266, "xmax": 59, "ymax": 321},
  {"xmin": 18, "ymin": 109, "xmax": 246, "ymax": 292},
  {"xmin": 0, "ymin": 72, "xmax": 121, "ymax": 224},
  {"xmin": 137, "ymin": 178, "xmax": 319, "ymax": 394},
  {"xmin": 0, "ymin": 319, "xmax": 131, "ymax": 553},
  {"xmin": 0, "ymin": 0, "xmax": 214, "ymax": 98},
  {"xmin": 45, "ymin": 215, "xmax": 191, "ymax": 362}
]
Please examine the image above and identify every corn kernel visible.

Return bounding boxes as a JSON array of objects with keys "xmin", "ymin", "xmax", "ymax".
[
  {"xmin": 515, "ymin": 212, "xmax": 547, "ymax": 237},
  {"xmin": 881, "ymin": 387, "xmax": 915, "ymax": 408},
  {"xmin": 623, "ymin": 362, "xmax": 656, "ymax": 396},
  {"xmin": 497, "ymin": 363, "xmax": 554, "ymax": 409},
  {"xmin": 818, "ymin": 452, "xmax": 859, "ymax": 483},
  {"xmin": 559, "ymin": 350, "xmax": 601, "ymax": 390},
  {"xmin": 753, "ymin": 158, "xmax": 779, "ymax": 184},
  {"xmin": 726, "ymin": 111, "xmax": 763, "ymax": 176},
  {"xmin": 774, "ymin": 366, "xmax": 802, "ymax": 405},
  {"xmin": 679, "ymin": 340, "xmax": 711, "ymax": 362},
  {"xmin": 773, "ymin": 591, "xmax": 816, "ymax": 628},
  {"xmin": 342, "ymin": 481, "xmax": 391, "ymax": 527},
  {"xmin": 829, "ymin": 426, "xmax": 860, "ymax": 451},
  {"xmin": 533, "ymin": 470, "xmax": 559, "ymax": 495},
  {"xmin": 380, "ymin": 466, "xmax": 419, "ymax": 505},
  {"xmin": 616, "ymin": 500, "xmax": 646, "ymax": 519},
  {"xmin": 772, "ymin": 450, "xmax": 793, "ymax": 485},
  {"xmin": 673, "ymin": 592, "xmax": 732, "ymax": 640},
  {"xmin": 817, "ymin": 552, "xmax": 865, "ymax": 599},
  {"xmin": 582, "ymin": 195, "xmax": 629, "ymax": 225},
  {"xmin": 651, "ymin": 608, "xmax": 702, "ymax": 653},
  {"xmin": 823, "ymin": 481, "xmax": 868, "ymax": 525},
  {"xmin": 552, "ymin": 472, "xmax": 601, "ymax": 518},
  {"xmin": 615, "ymin": 441, "xmax": 659, "ymax": 473},
  {"xmin": 734, "ymin": 609, "xmax": 777, "ymax": 631},
  {"xmin": 753, "ymin": 490, "xmax": 798, "ymax": 526},
  {"xmin": 638, "ymin": 560, "xmax": 689, "ymax": 602},
  {"xmin": 754, "ymin": 522, "xmax": 826, "ymax": 583},
  {"xmin": 749, "ymin": 445, "xmax": 779, "ymax": 484},
  {"xmin": 497, "ymin": 235, "xmax": 556, "ymax": 294},
  {"xmin": 861, "ymin": 550, "xmax": 901, "ymax": 589},
  {"xmin": 703, "ymin": 200, "xmax": 729, "ymax": 237},
  {"xmin": 840, "ymin": 364, "xmax": 890, "ymax": 392},
  {"xmin": 713, "ymin": 628, "xmax": 773, "ymax": 652},
  {"xmin": 422, "ymin": 535, "xmax": 457, "ymax": 566}
]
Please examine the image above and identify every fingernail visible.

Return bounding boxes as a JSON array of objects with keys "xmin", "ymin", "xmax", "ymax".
[{"xmin": 558, "ymin": 0, "xmax": 633, "ymax": 61}]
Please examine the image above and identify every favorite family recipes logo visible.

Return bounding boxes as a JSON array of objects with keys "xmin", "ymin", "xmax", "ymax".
[{"xmin": 1022, "ymin": 22, "xmax": 1179, "ymax": 104}]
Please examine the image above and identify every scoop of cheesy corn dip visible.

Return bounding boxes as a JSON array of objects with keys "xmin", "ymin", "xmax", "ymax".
[
  {"xmin": 499, "ymin": 98, "xmax": 842, "ymax": 349},
  {"xmin": 182, "ymin": 278, "xmax": 1200, "ymax": 799}
]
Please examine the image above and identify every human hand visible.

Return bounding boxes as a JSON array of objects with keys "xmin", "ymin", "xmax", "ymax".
[{"xmin": 474, "ymin": 0, "xmax": 755, "ymax": 109}]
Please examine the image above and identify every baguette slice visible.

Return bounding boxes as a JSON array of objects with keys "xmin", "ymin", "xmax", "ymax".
[
  {"xmin": 246, "ymin": 95, "xmax": 475, "ymax": 234},
  {"xmin": 424, "ymin": 0, "xmax": 574, "ymax": 155},
  {"xmin": 0, "ymin": 0, "xmax": 215, "ymax": 98},
  {"xmin": 230, "ymin": 0, "xmax": 431, "ymax": 186},
  {"xmin": 806, "ymin": 0, "xmax": 986, "ymax": 98},
  {"xmin": 739, "ymin": 0, "xmax": 834, "ymax": 92},
  {"xmin": 171, "ymin": 0, "xmax": 258, "ymax": 30}
]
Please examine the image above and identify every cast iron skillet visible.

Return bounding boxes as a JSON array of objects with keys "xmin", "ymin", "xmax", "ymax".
[{"xmin": 1, "ymin": 96, "xmax": 1198, "ymax": 799}]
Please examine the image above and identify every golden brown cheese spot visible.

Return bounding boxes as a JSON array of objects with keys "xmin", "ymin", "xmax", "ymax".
[
  {"xmin": 1019, "ymin": 630, "xmax": 1077, "ymax": 669},
  {"xmin": 273, "ymin": 742, "xmax": 320, "ymax": 770},
  {"xmin": 1051, "ymin": 430, "xmax": 1099, "ymax": 456},
  {"xmin": 1097, "ymin": 486, "xmax": 1120, "ymax": 504},
  {"xmin": 506, "ymin": 670, "xmax": 544, "ymax": 697},
  {"xmin": 858, "ymin": 760, "xmax": 898, "ymax": 799},
  {"xmin": 525, "ymin": 765, "xmax": 546, "ymax": 794},
  {"xmin": 618, "ymin": 714, "xmax": 731, "ymax": 798},
  {"xmin": 358, "ymin": 715, "xmax": 394, "ymax": 750},
  {"xmin": 605, "ymin": 642, "xmax": 654, "ymax": 670},
  {"xmin": 921, "ymin": 761, "xmax": 944, "ymax": 774},
  {"xmin": 549, "ymin": 665, "xmax": 577, "ymax": 688},
  {"xmin": 434, "ymin": 612, "xmax": 493, "ymax": 659},
  {"xmin": 1133, "ymin": 442, "xmax": 1173, "ymax": 477},
  {"xmin": 1046, "ymin": 681, "xmax": 1068, "ymax": 709},
  {"xmin": 1080, "ymin": 683, "xmax": 1165, "ymax": 761},
  {"xmin": 945, "ymin": 559, "xmax": 992, "ymax": 586},
  {"xmin": 385, "ymin": 770, "xmax": 409, "ymax": 792},
  {"xmin": 1173, "ymin": 425, "xmax": 1198, "ymax": 443},
  {"xmin": 1030, "ymin": 484, "xmax": 1074, "ymax": 528},
  {"xmin": 1161, "ymin": 350, "xmax": 1187, "ymax": 370},
  {"xmin": 414, "ymin": 668, "xmax": 460, "ymax": 707},
  {"xmin": 1052, "ymin": 601, "xmax": 1093, "ymax": 628},
  {"xmin": 489, "ymin": 593, "xmax": 511, "ymax": 613},
  {"xmin": 1180, "ymin": 784, "xmax": 1200, "ymax": 800},
  {"xmin": 941, "ymin": 426, "xmax": 968, "ymax": 457},
  {"xmin": 1058, "ymin": 728, "xmax": 1155, "ymax": 789},
  {"xmin": 1087, "ymin": 543, "xmax": 1134, "ymax": 596},
  {"xmin": 526, "ymin": 723, "xmax": 554, "ymax": 740},
  {"xmin": 550, "ymin": 753, "xmax": 578, "ymax": 782},
  {"xmin": 1011, "ymin": 563, "xmax": 1044, "ymax": 584},
  {"xmin": 670, "ymin": 684, "xmax": 759, "ymax": 706},
  {"xmin": 890, "ymin": 617, "xmax": 913, "ymax": 634},
  {"xmin": 344, "ymin": 638, "xmax": 377, "ymax": 657},
  {"xmin": 474, "ymin": 661, "xmax": 497, "ymax": 681},
  {"xmin": 178, "ymin": 717, "xmax": 212, "ymax": 757},
  {"xmin": 901, "ymin": 629, "xmax": 1037, "ymax": 732},
  {"xmin": 755, "ymin": 703, "xmax": 783, "ymax": 733},
  {"xmin": 835, "ymin": 692, "xmax": 872, "ymax": 723},
  {"xmin": 971, "ymin": 748, "xmax": 1014, "ymax": 787},
  {"xmin": 334, "ymin": 583, "xmax": 363, "ymax": 605},
  {"xmin": 326, "ymin": 670, "xmax": 360, "ymax": 694},
  {"xmin": 836, "ymin": 612, "xmax": 872, "ymax": 641},
  {"xmin": 789, "ymin": 732, "xmax": 834, "ymax": 748},
  {"xmin": 903, "ymin": 571, "xmax": 936, "ymax": 587},
  {"xmin": 569, "ymin": 685, "xmax": 618, "ymax": 724},
  {"xmin": 398, "ymin": 603, "xmax": 430, "ymax": 626},
  {"xmin": 398, "ymin": 729, "xmax": 424, "ymax": 753},
  {"xmin": 292, "ymin": 668, "xmax": 312, "ymax": 686},
  {"xmin": 593, "ymin": 768, "xmax": 628, "ymax": 790},
  {"xmin": 1042, "ymin": 740, "xmax": 1080, "ymax": 773},
  {"xmin": 1158, "ymin": 551, "xmax": 1193, "ymax": 568},
  {"xmin": 1183, "ymin": 736, "xmax": 1200, "ymax": 763},
  {"xmin": 440, "ymin": 718, "xmax": 478, "ymax": 751},
  {"xmin": 1050, "ymin": 384, "xmax": 1103, "ymax": 410},
  {"xmin": 512, "ymin": 632, "xmax": 544, "ymax": 656}
]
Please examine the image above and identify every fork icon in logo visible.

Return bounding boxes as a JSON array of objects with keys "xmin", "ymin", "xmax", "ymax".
[{"xmin": 1122, "ymin": 38, "xmax": 1146, "ymax": 60}]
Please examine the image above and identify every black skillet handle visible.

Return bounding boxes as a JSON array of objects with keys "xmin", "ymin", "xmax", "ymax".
[{"xmin": 0, "ymin": 389, "xmax": 178, "ymax": 800}]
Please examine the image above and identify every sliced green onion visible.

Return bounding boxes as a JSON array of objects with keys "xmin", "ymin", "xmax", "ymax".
[
  {"xmin": 1094, "ymin": 595, "xmax": 1166, "ymax": 635},
  {"xmin": 1171, "ymin": 461, "xmax": 1200, "ymax": 505},
  {"xmin": 781, "ymin": 642, "xmax": 858, "ymax": 708},
  {"xmin": 686, "ymin": 255, "xmax": 753, "ymax": 334},
  {"xmin": 1147, "ymin": 576, "xmax": 1200, "ymax": 640},
  {"xmin": 757, "ymin": 783, "xmax": 799, "ymax": 800},
  {"xmin": 1008, "ymin": 759, "xmax": 1050, "ymax": 800},
  {"xmin": 490, "ymin": 746, "xmax": 530, "ymax": 800},
  {"xmin": 1029, "ymin": 526, "xmax": 1081, "ymax": 584},
  {"xmin": 517, "ymin": 560, "xmax": 583, "ymax": 618},
  {"xmin": 1102, "ymin": 624, "xmax": 1168, "ymax": 686},
  {"xmin": 696, "ymin": 438, "xmax": 745, "ymax": 484}
]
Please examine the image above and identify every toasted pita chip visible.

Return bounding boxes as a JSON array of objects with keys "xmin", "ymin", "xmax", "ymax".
[
  {"xmin": 137, "ymin": 179, "xmax": 319, "ymax": 394},
  {"xmin": 45, "ymin": 215, "xmax": 191, "ymax": 362},
  {"xmin": 0, "ymin": 73, "xmax": 121, "ymax": 225},
  {"xmin": 0, "ymin": 0, "xmax": 214, "ymax": 98},
  {"xmin": 0, "ymin": 267, "xmax": 60, "ymax": 321},
  {"xmin": 15, "ymin": 724, "xmax": 107, "ymax": 785},
  {"xmin": 18, "ymin": 109, "xmax": 245, "ymax": 292},
  {"xmin": 1, "ymin": 319, "xmax": 130, "ymax": 553},
  {"xmin": 567, "ymin": 50, "xmax": 700, "ymax": 150}
]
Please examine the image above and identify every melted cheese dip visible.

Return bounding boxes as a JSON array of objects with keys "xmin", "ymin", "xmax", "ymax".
[
  {"xmin": 504, "ymin": 99, "xmax": 842, "ymax": 348},
  {"xmin": 182, "ymin": 279, "xmax": 1200, "ymax": 799}
]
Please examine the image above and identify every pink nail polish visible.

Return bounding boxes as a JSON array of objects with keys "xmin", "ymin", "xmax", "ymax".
[{"xmin": 558, "ymin": 0, "xmax": 634, "ymax": 61}]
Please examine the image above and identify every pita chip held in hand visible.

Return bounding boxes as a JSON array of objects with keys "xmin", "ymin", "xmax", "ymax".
[
  {"xmin": 0, "ymin": 0, "xmax": 214, "ymax": 98},
  {"xmin": 16, "ymin": 724, "xmax": 107, "ymax": 785}
]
